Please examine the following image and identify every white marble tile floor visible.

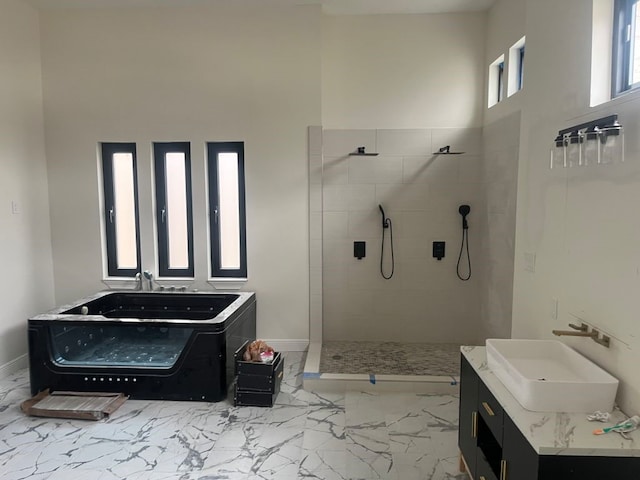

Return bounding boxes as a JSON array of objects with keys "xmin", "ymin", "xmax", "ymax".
[{"xmin": 0, "ymin": 352, "xmax": 467, "ymax": 480}]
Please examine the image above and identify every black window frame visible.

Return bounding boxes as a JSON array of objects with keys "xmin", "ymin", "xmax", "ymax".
[
  {"xmin": 497, "ymin": 61, "xmax": 505, "ymax": 102},
  {"xmin": 101, "ymin": 142, "xmax": 141, "ymax": 278},
  {"xmin": 517, "ymin": 45, "xmax": 525, "ymax": 91},
  {"xmin": 613, "ymin": 0, "xmax": 640, "ymax": 97},
  {"xmin": 153, "ymin": 141, "xmax": 195, "ymax": 278},
  {"xmin": 207, "ymin": 141, "xmax": 247, "ymax": 279}
]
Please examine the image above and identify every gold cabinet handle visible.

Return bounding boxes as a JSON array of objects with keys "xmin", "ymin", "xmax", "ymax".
[
  {"xmin": 471, "ymin": 411, "xmax": 478, "ymax": 438},
  {"xmin": 480, "ymin": 477, "xmax": 487, "ymax": 480},
  {"xmin": 482, "ymin": 401, "xmax": 495, "ymax": 417},
  {"xmin": 500, "ymin": 459, "xmax": 507, "ymax": 480}
]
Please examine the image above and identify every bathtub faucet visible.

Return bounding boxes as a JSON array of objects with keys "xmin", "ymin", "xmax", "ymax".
[{"xmin": 143, "ymin": 270, "xmax": 154, "ymax": 291}]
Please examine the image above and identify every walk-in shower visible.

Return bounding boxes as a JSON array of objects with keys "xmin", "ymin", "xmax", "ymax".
[{"xmin": 306, "ymin": 128, "xmax": 481, "ymax": 390}]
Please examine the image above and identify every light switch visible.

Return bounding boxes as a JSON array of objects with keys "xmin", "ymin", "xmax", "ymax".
[{"xmin": 11, "ymin": 200, "xmax": 20, "ymax": 215}]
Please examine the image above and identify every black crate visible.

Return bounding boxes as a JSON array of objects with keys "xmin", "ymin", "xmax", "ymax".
[
  {"xmin": 233, "ymin": 341, "xmax": 284, "ymax": 407},
  {"xmin": 237, "ymin": 354, "xmax": 284, "ymax": 393},
  {"xmin": 234, "ymin": 385, "xmax": 279, "ymax": 407}
]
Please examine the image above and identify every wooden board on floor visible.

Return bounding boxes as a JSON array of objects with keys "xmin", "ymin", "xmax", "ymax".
[{"xmin": 21, "ymin": 390, "xmax": 128, "ymax": 421}]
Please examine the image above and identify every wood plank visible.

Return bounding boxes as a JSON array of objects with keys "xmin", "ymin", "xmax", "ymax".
[{"xmin": 21, "ymin": 390, "xmax": 128, "ymax": 421}]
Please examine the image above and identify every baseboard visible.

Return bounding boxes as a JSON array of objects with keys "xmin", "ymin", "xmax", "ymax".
[
  {"xmin": 264, "ymin": 339, "xmax": 309, "ymax": 352},
  {"xmin": 0, "ymin": 353, "xmax": 28, "ymax": 380}
]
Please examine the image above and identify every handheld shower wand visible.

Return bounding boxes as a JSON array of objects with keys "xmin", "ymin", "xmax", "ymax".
[
  {"xmin": 378, "ymin": 204, "xmax": 394, "ymax": 279},
  {"xmin": 457, "ymin": 205, "xmax": 471, "ymax": 281},
  {"xmin": 379, "ymin": 205, "xmax": 389, "ymax": 229},
  {"xmin": 459, "ymin": 204, "xmax": 470, "ymax": 230}
]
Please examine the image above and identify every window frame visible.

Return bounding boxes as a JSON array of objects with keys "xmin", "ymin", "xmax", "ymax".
[
  {"xmin": 153, "ymin": 142, "xmax": 195, "ymax": 278},
  {"xmin": 497, "ymin": 61, "xmax": 505, "ymax": 102},
  {"xmin": 517, "ymin": 45, "xmax": 525, "ymax": 91},
  {"xmin": 488, "ymin": 55, "xmax": 505, "ymax": 108},
  {"xmin": 100, "ymin": 142, "xmax": 141, "ymax": 278},
  {"xmin": 613, "ymin": 0, "xmax": 640, "ymax": 97},
  {"xmin": 207, "ymin": 141, "xmax": 247, "ymax": 279}
]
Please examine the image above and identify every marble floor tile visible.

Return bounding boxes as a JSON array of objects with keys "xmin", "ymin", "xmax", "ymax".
[{"xmin": 0, "ymin": 351, "xmax": 465, "ymax": 480}]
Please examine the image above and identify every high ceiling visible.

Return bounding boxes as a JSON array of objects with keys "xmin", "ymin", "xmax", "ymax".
[{"xmin": 24, "ymin": 0, "xmax": 496, "ymax": 15}]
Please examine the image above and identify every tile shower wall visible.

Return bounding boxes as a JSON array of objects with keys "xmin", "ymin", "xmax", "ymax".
[{"xmin": 320, "ymin": 129, "xmax": 484, "ymax": 344}]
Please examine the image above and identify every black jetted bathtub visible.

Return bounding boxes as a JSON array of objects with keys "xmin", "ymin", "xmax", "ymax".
[{"xmin": 28, "ymin": 291, "xmax": 256, "ymax": 402}]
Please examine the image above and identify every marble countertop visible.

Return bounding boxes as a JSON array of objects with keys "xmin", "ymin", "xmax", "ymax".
[{"xmin": 462, "ymin": 345, "xmax": 640, "ymax": 457}]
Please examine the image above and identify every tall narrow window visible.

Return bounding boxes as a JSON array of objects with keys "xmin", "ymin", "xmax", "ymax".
[
  {"xmin": 518, "ymin": 45, "xmax": 525, "ymax": 91},
  {"xmin": 101, "ymin": 143, "xmax": 141, "ymax": 277},
  {"xmin": 508, "ymin": 36, "xmax": 526, "ymax": 97},
  {"xmin": 207, "ymin": 142, "xmax": 247, "ymax": 278},
  {"xmin": 497, "ymin": 62, "xmax": 505, "ymax": 102},
  {"xmin": 488, "ymin": 55, "xmax": 505, "ymax": 107},
  {"xmin": 613, "ymin": 0, "xmax": 640, "ymax": 96},
  {"xmin": 154, "ymin": 142, "xmax": 194, "ymax": 277}
]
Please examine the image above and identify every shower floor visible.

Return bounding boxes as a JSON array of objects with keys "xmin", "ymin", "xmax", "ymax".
[{"xmin": 319, "ymin": 341, "xmax": 461, "ymax": 376}]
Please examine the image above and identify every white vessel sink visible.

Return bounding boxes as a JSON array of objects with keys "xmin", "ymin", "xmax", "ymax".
[{"xmin": 485, "ymin": 339, "xmax": 618, "ymax": 413}]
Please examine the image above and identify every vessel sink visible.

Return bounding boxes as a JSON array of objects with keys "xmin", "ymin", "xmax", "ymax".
[{"xmin": 485, "ymin": 339, "xmax": 618, "ymax": 413}]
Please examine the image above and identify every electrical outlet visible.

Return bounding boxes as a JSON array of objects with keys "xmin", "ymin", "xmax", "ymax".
[{"xmin": 524, "ymin": 252, "xmax": 536, "ymax": 273}]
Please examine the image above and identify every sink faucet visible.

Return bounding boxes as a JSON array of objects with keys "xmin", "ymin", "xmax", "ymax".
[
  {"xmin": 552, "ymin": 322, "xmax": 611, "ymax": 348},
  {"xmin": 552, "ymin": 329, "xmax": 597, "ymax": 338}
]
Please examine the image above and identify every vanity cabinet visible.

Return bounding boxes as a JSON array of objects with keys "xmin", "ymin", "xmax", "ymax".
[
  {"xmin": 458, "ymin": 352, "xmax": 640, "ymax": 480},
  {"xmin": 460, "ymin": 355, "xmax": 530, "ymax": 480},
  {"xmin": 458, "ymin": 355, "xmax": 478, "ymax": 474}
]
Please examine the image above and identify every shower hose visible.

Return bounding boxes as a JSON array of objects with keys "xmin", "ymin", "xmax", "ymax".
[
  {"xmin": 457, "ymin": 226, "xmax": 471, "ymax": 281},
  {"xmin": 381, "ymin": 219, "xmax": 394, "ymax": 279}
]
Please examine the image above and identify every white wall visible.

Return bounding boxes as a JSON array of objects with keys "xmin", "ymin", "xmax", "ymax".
[
  {"xmin": 476, "ymin": 0, "xmax": 526, "ymax": 339},
  {"xmin": 499, "ymin": 0, "xmax": 640, "ymax": 415},
  {"xmin": 478, "ymin": 113, "xmax": 520, "ymax": 339},
  {"xmin": 0, "ymin": 0, "xmax": 55, "ymax": 372},
  {"xmin": 322, "ymin": 13, "xmax": 487, "ymax": 129},
  {"xmin": 39, "ymin": 3, "xmax": 321, "ymax": 342}
]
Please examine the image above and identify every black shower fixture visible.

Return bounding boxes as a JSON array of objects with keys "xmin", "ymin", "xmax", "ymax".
[
  {"xmin": 459, "ymin": 204, "xmax": 470, "ymax": 230},
  {"xmin": 457, "ymin": 204, "xmax": 471, "ymax": 281},
  {"xmin": 433, "ymin": 145, "xmax": 465, "ymax": 155},
  {"xmin": 349, "ymin": 146, "xmax": 379, "ymax": 156},
  {"xmin": 378, "ymin": 204, "xmax": 394, "ymax": 279},
  {"xmin": 378, "ymin": 204, "xmax": 390, "ymax": 229}
]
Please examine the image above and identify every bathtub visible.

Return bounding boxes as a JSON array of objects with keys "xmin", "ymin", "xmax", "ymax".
[{"xmin": 28, "ymin": 290, "xmax": 256, "ymax": 402}]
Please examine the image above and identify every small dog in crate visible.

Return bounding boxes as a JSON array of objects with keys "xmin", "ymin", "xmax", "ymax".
[{"xmin": 243, "ymin": 340, "xmax": 275, "ymax": 363}]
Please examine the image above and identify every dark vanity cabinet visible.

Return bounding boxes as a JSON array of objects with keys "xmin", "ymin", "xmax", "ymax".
[
  {"xmin": 460, "ymin": 354, "xmax": 543, "ymax": 479},
  {"xmin": 458, "ymin": 354, "xmax": 479, "ymax": 474},
  {"xmin": 458, "ymin": 353, "xmax": 640, "ymax": 480}
]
